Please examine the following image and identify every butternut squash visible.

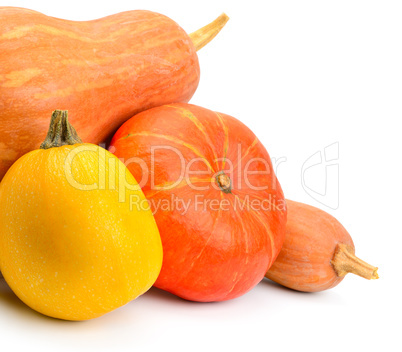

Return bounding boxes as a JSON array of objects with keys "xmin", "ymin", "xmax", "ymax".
[
  {"xmin": 265, "ymin": 200, "xmax": 378, "ymax": 292},
  {"xmin": 0, "ymin": 7, "xmax": 229, "ymax": 180}
]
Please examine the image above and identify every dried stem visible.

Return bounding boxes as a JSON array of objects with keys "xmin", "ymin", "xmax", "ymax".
[
  {"xmin": 40, "ymin": 110, "xmax": 82, "ymax": 149},
  {"xmin": 331, "ymin": 244, "xmax": 379, "ymax": 280},
  {"xmin": 190, "ymin": 13, "xmax": 229, "ymax": 51},
  {"xmin": 216, "ymin": 171, "xmax": 232, "ymax": 194}
]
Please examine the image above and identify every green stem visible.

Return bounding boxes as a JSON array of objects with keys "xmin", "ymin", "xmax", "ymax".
[{"xmin": 40, "ymin": 110, "xmax": 82, "ymax": 149}]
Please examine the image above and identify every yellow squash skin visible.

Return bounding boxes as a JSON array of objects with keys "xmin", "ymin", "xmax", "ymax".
[{"xmin": 0, "ymin": 143, "xmax": 162, "ymax": 320}]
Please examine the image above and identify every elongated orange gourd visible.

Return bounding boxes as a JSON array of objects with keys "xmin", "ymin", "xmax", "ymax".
[
  {"xmin": 265, "ymin": 200, "xmax": 378, "ymax": 292},
  {"xmin": 0, "ymin": 7, "xmax": 228, "ymax": 181}
]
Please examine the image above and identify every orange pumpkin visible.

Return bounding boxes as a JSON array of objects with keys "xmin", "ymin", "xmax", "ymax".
[
  {"xmin": 109, "ymin": 103, "xmax": 287, "ymax": 302},
  {"xmin": 0, "ymin": 7, "xmax": 228, "ymax": 180},
  {"xmin": 265, "ymin": 200, "xmax": 378, "ymax": 292}
]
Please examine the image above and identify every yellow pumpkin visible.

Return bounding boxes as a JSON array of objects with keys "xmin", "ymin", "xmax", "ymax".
[{"xmin": 0, "ymin": 110, "xmax": 162, "ymax": 321}]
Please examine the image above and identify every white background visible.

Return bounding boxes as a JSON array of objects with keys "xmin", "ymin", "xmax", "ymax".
[{"xmin": 0, "ymin": 1, "xmax": 400, "ymax": 351}]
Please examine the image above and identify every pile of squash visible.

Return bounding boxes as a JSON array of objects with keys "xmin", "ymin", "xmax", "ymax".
[{"xmin": 0, "ymin": 7, "xmax": 378, "ymax": 321}]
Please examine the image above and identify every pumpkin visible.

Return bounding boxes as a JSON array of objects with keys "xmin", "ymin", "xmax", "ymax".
[
  {"xmin": 0, "ymin": 7, "xmax": 229, "ymax": 181},
  {"xmin": 265, "ymin": 200, "xmax": 378, "ymax": 292},
  {"xmin": 109, "ymin": 103, "xmax": 287, "ymax": 302},
  {"xmin": 0, "ymin": 110, "xmax": 163, "ymax": 320}
]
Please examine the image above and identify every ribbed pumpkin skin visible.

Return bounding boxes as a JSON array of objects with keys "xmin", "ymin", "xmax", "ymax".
[
  {"xmin": 266, "ymin": 200, "xmax": 354, "ymax": 292},
  {"xmin": 109, "ymin": 103, "xmax": 287, "ymax": 302},
  {"xmin": 0, "ymin": 7, "xmax": 200, "ymax": 180}
]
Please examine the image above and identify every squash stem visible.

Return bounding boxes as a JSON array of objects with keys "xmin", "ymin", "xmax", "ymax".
[
  {"xmin": 216, "ymin": 171, "xmax": 232, "ymax": 194},
  {"xmin": 40, "ymin": 110, "xmax": 82, "ymax": 149},
  {"xmin": 190, "ymin": 13, "xmax": 229, "ymax": 51},
  {"xmin": 331, "ymin": 243, "xmax": 379, "ymax": 280}
]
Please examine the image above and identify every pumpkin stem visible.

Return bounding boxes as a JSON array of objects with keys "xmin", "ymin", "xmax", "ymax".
[
  {"xmin": 190, "ymin": 13, "xmax": 229, "ymax": 51},
  {"xmin": 40, "ymin": 110, "xmax": 82, "ymax": 149},
  {"xmin": 331, "ymin": 243, "xmax": 379, "ymax": 280},
  {"xmin": 216, "ymin": 171, "xmax": 232, "ymax": 194}
]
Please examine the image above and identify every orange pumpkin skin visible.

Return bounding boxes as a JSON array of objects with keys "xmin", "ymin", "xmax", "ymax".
[
  {"xmin": 109, "ymin": 103, "xmax": 287, "ymax": 302},
  {"xmin": 0, "ymin": 7, "xmax": 199, "ymax": 181},
  {"xmin": 266, "ymin": 200, "xmax": 354, "ymax": 292}
]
